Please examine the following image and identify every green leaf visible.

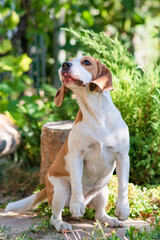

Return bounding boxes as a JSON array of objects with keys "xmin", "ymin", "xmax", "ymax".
[
  {"xmin": 0, "ymin": 39, "xmax": 12, "ymax": 54},
  {"xmin": 82, "ymin": 10, "xmax": 94, "ymax": 26},
  {"xmin": 0, "ymin": 8, "xmax": 10, "ymax": 21},
  {"xmin": 0, "ymin": 83, "xmax": 12, "ymax": 94},
  {"xmin": 18, "ymin": 54, "xmax": 32, "ymax": 73},
  {"xmin": 0, "ymin": 54, "xmax": 32, "ymax": 77},
  {"xmin": 3, "ymin": 10, "xmax": 20, "ymax": 29},
  {"xmin": 10, "ymin": 80, "xmax": 28, "ymax": 93},
  {"xmin": 0, "ymin": 55, "xmax": 15, "ymax": 72},
  {"xmin": 41, "ymin": 84, "xmax": 57, "ymax": 95}
]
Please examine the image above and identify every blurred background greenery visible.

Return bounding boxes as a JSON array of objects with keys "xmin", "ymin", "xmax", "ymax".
[{"xmin": 0, "ymin": 0, "xmax": 160, "ymax": 195}]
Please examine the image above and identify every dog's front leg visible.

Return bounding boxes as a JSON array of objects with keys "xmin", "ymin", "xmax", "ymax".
[
  {"xmin": 115, "ymin": 153, "xmax": 130, "ymax": 220},
  {"xmin": 69, "ymin": 154, "xmax": 85, "ymax": 218}
]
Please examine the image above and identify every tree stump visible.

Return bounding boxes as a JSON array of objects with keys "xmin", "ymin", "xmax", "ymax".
[{"xmin": 40, "ymin": 120, "xmax": 73, "ymax": 184}]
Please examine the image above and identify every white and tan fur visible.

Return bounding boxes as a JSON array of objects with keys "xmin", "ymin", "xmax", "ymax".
[
  {"xmin": 5, "ymin": 56, "xmax": 130, "ymax": 232},
  {"xmin": 0, "ymin": 114, "xmax": 20, "ymax": 157}
]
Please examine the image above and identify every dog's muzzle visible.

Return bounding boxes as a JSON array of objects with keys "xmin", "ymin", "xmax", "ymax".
[{"xmin": 61, "ymin": 61, "xmax": 85, "ymax": 87}]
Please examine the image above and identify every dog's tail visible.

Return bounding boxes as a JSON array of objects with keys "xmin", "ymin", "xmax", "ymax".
[{"xmin": 4, "ymin": 188, "xmax": 47, "ymax": 213}]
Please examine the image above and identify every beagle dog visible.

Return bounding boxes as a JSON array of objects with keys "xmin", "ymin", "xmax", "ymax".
[{"xmin": 5, "ymin": 56, "xmax": 130, "ymax": 232}]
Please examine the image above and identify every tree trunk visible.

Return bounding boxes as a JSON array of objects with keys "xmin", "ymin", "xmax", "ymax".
[{"xmin": 40, "ymin": 120, "xmax": 73, "ymax": 184}]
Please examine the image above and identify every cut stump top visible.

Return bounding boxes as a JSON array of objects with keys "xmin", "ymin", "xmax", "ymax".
[{"xmin": 42, "ymin": 120, "xmax": 73, "ymax": 130}]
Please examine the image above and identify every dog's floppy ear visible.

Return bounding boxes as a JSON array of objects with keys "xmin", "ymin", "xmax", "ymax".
[
  {"xmin": 89, "ymin": 62, "xmax": 113, "ymax": 92},
  {"xmin": 54, "ymin": 84, "xmax": 69, "ymax": 107}
]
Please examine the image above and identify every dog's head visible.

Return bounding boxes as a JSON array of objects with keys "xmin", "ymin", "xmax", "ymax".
[{"xmin": 54, "ymin": 56, "xmax": 113, "ymax": 106}]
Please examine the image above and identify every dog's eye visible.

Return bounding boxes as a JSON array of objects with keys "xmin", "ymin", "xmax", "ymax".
[{"xmin": 82, "ymin": 60, "xmax": 91, "ymax": 66}]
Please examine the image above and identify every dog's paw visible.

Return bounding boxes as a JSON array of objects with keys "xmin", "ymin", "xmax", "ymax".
[
  {"xmin": 70, "ymin": 198, "xmax": 85, "ymax": 218},
  {"xmin": 50, "ymin": 219, "xmax": 72, "ymax": 232},
  {"xmin": 115, "ymin": 200, "xmax": 130, "ymax": 220},
  {"xmin": 95, "ymin": 214, "xmax": 124, "ymax": 228}
]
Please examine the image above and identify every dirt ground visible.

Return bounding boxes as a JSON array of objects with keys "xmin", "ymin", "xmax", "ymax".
[{"xmin": 0, "ymin": 209, "xmax": 150, "ymax": 240}]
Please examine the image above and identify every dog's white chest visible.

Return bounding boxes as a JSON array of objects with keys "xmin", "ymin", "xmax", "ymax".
[{"xmin": 82, "ymin": 143, "xmax": 115, "ymax": 190}]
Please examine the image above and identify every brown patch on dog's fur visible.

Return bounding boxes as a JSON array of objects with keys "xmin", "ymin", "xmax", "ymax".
[
  {"xmin": 34, "ymin": 187, "xmax": 47, "ymax": 206},
  {"xmin": 45, "ymin": 177, "xmax": 54, "ymax": 207},
  {"xmin": 89, "ymin": 63, "xmax": 113, "ymax": 92},
  {"xmin": 54, "ymin": 84, "xmax": 69, "ymax": 107},
  {"xmin": 45, "ymin": 136, "xmax": 70, "ymax": 206},
  {"xmin": 48, "ymin": 136, "xmax": 70, "ymax": 178},
  {"xmin": 80, "ymin": 56, "xmax": 113, "ymax": 92},
  {"xmin": 75, "ymin": 110, "xmax": 83, "ymax": 125},
  {"xmin": 80, "ymin": 56, "xmax": 100, "ymax": 80}
]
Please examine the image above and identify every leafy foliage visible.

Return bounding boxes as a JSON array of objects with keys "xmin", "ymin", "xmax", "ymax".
[
  {"xmin": 90, "ymin": 217, "xmax": 160, "ymax": 240},
  {"xmin": 125, "ymin": 218, "xmax": 160, "ymax": 240},
  {"xmin": 108, "ymin": 176, "xmax": 160, "ymax": 218}
]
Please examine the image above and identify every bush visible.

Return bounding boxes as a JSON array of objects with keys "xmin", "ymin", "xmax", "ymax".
[
  {"xmin": 107, "ymin": 176, "xmax": 160, "ymax": 218},
  {"xmin": 64, "ymin": 28, "xmax": 160, "ymax": 185}
]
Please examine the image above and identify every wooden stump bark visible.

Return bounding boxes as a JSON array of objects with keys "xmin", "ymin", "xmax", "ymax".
[{"xmin": 40, "ymin": 120, "xmax": 73, "ymax": 184}]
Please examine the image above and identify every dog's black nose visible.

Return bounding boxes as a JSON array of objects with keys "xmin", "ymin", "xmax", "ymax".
[{"xmin": 62, "ymin": 62, "xmax": 72, "ymax": 70}]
